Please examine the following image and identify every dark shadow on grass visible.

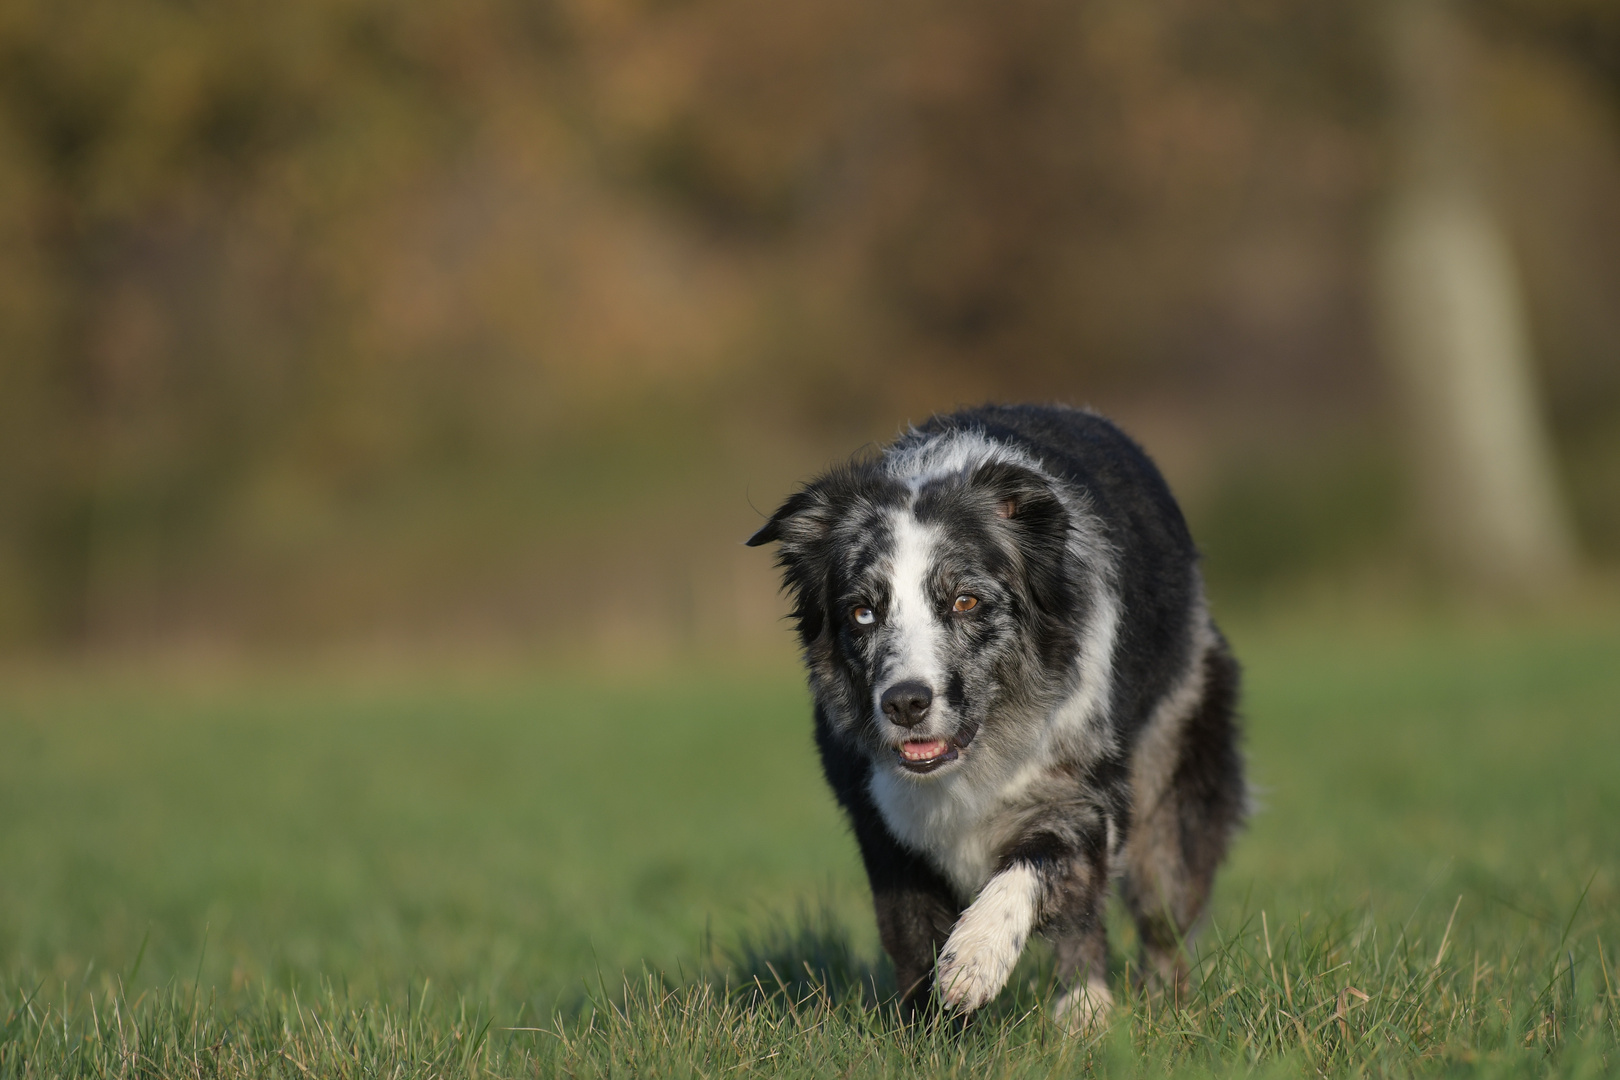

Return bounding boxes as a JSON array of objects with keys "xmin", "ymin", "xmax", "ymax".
[
  {"xmin": 714, "ymin": 900, "xmax": 894, "ymax": 1010},
  {"xmin": 539, "ymin": 902, "xmax": 903, "ymax": 1026},
  {"xmin": 547, "ymin": 902, "xmax": 1048, "ymax": 1042},
  {"xmin": 705, "ymin": 902, "xmax": 1008, "ymax": 1045}
]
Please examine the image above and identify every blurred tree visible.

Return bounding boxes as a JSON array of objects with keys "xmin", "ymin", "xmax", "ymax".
[
  {"xmin": 636, "ymin": 0, "xmax": 1609, "ymax": 602},
  {"xmin": 1376, "ymin": 0, "xmax": 1580, "ymax": 596}
]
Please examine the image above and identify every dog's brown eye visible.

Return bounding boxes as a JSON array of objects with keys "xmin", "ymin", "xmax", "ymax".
[
  {"xmin": 852, "ymin": 606, "xmax": 876, "ymax": 626},
  {"xmin": 953, "ymin": 595, "xmax": 978, "ymax": 612}
]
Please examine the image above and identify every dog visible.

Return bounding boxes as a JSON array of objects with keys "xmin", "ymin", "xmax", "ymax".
[{"xmin": 747, "ymin": 404, "xmax": 1245, "ymax": 1030}]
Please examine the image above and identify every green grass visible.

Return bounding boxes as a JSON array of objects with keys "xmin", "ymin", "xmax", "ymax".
[{"xmin": 1, "ymin": 615, "xmax": 1617, "ymax": 1076}]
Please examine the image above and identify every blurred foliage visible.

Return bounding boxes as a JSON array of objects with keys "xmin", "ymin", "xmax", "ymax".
[
  {"xmin": 1475, "ymin": 0, "xmax": 1620, "ymax": 107},
  {"xmin": 0, "ymin": 0, "xmax": 1615, "ymax": 653}
]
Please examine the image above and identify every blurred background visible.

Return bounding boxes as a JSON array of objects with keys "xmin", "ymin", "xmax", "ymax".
[{"xmin": 2, "ymin": 0, "xmax": 1617, "ymax": 664}]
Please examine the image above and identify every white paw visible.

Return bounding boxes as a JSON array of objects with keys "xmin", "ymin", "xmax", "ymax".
[
  {"xmin": 1052, "ymin": 980, "xmax": 1114, "ymax": 1035},
  {"xmin": 936, "ymin": 934, "xmax": 1022, "ymax": 1012},
  {"xmin": 935, "ymin": 865, "xmax": 1039, "ymax": 1013}
]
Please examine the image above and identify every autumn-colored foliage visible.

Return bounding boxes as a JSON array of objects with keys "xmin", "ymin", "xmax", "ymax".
[{"xmin": 0, "ymin": 0, "xmax": 1616, "ymax": 652}]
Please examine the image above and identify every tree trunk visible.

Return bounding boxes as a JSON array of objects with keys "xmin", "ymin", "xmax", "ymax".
[{"xmin": 1376, "ymin": 0, "xmax": 1579, "ymax": 597}]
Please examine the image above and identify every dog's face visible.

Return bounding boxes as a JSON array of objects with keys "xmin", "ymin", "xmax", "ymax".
[{"xmin": 749, "ymin": 459, "xmax": 1084, "ymax": 778}]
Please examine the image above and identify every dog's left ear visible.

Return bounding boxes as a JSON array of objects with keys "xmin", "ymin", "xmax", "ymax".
[
  {"xmin": 971, "ymin": 459, "xmax": 1065, "ymax": 533},
  {"xmin": 972, "ymin": 457, "xmax": 1075, "ymax": 622}
]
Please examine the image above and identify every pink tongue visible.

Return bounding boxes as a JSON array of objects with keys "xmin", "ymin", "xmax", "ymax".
[{"xmin": 901, "ymin": 739, "xmax": 949, "ymax": 761}]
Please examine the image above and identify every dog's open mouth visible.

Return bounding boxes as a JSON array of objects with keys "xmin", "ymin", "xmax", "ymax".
[
  {"xmin": 894, "ymin": 719, "xmax": 979, "ymax": 774},
  {"xmin": 897, "ymin": 737, "xmax": 960, "ymax": 774}
]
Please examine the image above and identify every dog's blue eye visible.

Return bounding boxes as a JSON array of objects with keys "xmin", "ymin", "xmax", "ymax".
[{"xmin": 852, "ymin": 606, "xmax": 876, "ymax": 626}]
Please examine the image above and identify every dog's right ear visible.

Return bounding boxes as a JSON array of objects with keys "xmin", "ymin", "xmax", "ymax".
[
  {"xmin": 746, "ymin": 482, "xmax": 844, "ymax": 648},
  {"xmin": 746, "ymin": 487, "xmax": 831, "ymax": 548},
  {"xmin": 746, "ymin": 490, "xmax": 811, "ymax": 547}
]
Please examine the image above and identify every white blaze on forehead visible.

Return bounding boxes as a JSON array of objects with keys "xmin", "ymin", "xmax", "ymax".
[{"xmin": 882, "ymin": 509, "xmax": 944, "ymax": 690}]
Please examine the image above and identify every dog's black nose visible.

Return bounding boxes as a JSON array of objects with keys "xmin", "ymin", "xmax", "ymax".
[{"xmin": 881, "ymin": 681, "xmax": 934, "ymax": 727}]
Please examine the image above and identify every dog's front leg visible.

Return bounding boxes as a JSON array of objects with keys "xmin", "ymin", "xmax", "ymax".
[
  {"xmin": 845, "ymin": 814, "xmax": 961, "ymax": 1015},
  {"xmin": 934, "ymin": 863, "xmax": 1043, "ymax": 1012},
  {"xmin": 936, "ymin": 832, "xmax": 1110, "ymax": 1019}
]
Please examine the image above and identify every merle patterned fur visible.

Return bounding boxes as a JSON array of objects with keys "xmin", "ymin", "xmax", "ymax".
[{"xmin": 747, "ymin": 404, "xmax": 1245, "ymax": 1028}]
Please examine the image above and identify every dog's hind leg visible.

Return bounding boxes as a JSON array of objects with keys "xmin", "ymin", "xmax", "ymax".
[{"xmin": 1120, "ymin": 632, "xmax": 1245, "ymax": 996}]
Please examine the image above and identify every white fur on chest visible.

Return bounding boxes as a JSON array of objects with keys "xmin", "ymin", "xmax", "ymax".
[{"xmin": 869, "ymin": 762, "xmax": 1036, "ymax": 898}]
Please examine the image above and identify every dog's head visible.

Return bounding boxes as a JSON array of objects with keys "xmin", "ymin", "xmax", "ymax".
[{"xmin": 748, "ymin": 454, "xmax": 1087, "ymax": 777}]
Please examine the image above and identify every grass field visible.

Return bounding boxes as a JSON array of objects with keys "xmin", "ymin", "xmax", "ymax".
[{"xmin": 1, "ymin": 614, "xmax": 1617, "ymax": 1077}]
